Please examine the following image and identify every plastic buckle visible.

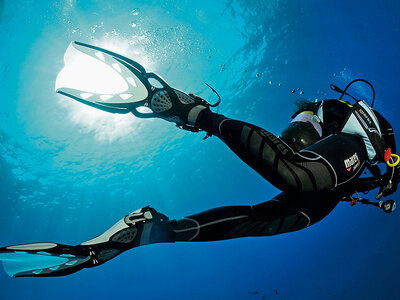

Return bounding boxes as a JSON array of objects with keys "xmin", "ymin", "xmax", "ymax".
[{"xmin": 384, "ymin": 148, "xmax": 392, "ymax": 162}]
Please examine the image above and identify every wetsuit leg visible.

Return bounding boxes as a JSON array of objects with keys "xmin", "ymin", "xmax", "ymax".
[
  {"xmin": 0, "ymin": 194, "xmax": 340, "ymax": 277},
  {"xmin": 171, "ymin": 192, "xmax": 340, "ymax": 242},
  {"xmin": 196, "ymin": 110, "xmax": 367, "ymax": 193}
]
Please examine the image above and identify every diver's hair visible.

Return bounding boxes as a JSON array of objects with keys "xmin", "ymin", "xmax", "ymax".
[
  {"xmin": 291, "ymin": 98, "xmax": 320, "ymax": 118},
  {"xmin": 294, "ymin": 98, "xmax": 318, "ymax": 111}
]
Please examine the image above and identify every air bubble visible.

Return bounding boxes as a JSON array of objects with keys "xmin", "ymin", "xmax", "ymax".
[{"xmin": 131, "ymin": 9, "xmax": 140, "ymax": 16}]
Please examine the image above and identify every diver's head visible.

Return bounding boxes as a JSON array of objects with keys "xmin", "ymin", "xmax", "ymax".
[
  {"xmin": 280, "ymin": 121, "xmax": 321, "ymax": 151},
  {"xmin": 280, "ymin": 107, "xmax": 323, "ymax": 151},
  {"xmin": 281, "ymin": 122, "xmax": 320, "ymax": 151}
]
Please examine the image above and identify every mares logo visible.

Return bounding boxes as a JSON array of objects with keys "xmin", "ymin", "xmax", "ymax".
[
  {"xmin": 358, "ymin": 108, "xmax": 372, "ymax": 126},
  {"xmin": 344, "ymin": 152, "xmax": 360, "ymax": 171}
]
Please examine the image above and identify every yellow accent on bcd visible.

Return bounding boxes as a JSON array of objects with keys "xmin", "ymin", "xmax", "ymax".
[{"xmin": 387, "ymin": 154, "xmax": 400, "ymax": 167}]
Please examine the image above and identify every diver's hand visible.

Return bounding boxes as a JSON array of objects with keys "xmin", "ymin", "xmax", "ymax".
[
  {"xmin": 376, "ymin": 167, "xmax": 399, "ymax": 199},
  {"xmin": 353, "ymin": 177, "xmax": 381, "ymax": 194}
]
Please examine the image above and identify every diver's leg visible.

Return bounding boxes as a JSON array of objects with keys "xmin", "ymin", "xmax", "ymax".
[
  {"xmin": 0, "ymin": 207, "xmax": 175, "ymax": 277},
  {"xmin": 194, "ymin": 110, "xmax": 367, "ymax": 193},
  {"xmin": 84, "ymin": 192, "xmax": 338, "ymax": 247},
  {"xmin": 1, "ymin": 195, "xmax": 339, "ymax": 277},
  {"xmin": 172, "ymin": 192, "xmax": 340, "ymax": 242},
  {"xmin": 172, "ymin": 202, "xmax": 308, "ymax": 242},
  {"xmin": 84, "ymin": 192, "xmax": 338, "ymax": 246}
]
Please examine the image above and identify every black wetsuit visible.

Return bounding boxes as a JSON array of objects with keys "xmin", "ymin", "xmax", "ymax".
[
  {"xmin": 155, "ymin": 100, "xmax": 374, "ymax": 243},
  {"xmin": 5, "ymin": 99, "xmax": 394, "ymax": 278},
  {"xmin": 77, "ymin": 99, "xmax": 395, "ymax": 268}
]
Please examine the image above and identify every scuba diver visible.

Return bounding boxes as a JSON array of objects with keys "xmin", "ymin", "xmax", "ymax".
[{"xmin": 0, "ymin": 42, "xmax": 398, "ymax": 277}]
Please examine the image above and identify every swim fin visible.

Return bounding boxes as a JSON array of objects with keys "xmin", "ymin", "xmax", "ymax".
[
  {"xmin": 56, "ymin": 41, "xmax": 214, "ymax": 128},
  {"xmin": 0, "ymin": 207, "xmax": 172, "ymax": 277},
  {"xmin": 0, "ymin": 243, "xmax": 92, "ymax": 277}
]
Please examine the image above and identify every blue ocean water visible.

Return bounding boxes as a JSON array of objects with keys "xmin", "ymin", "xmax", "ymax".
[{"xmin": 0, "ymin": 0, "xmax": 399, "ymax": 299}]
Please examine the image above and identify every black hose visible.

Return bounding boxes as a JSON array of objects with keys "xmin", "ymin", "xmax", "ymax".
[{"xmin": 330, "ymin": 78, "xmax": 376, "ymax": 107}]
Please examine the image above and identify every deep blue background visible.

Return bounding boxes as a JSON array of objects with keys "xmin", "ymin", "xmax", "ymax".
[{"xmin": 0, "ymin": 0, "xmax": 399, "ymax": 299}]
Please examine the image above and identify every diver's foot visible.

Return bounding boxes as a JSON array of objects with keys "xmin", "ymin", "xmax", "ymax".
[
  {"xmin": 73, "ymin": 207, "xmax": 171, "ymax": 269},
  {"xmin": 76, "ymin": 206, "xmax": 173, "ymax": 269},
  {"xmin": 150, "ymin": 89, "xmax": 209, "ymax": 128},
  {"xmin": 82, "ymin": 206, "xmax": 170, "ymax": 247},
  {"xmin": 124, "ymin": 206, "xmax": 169, "ymax": 226}
]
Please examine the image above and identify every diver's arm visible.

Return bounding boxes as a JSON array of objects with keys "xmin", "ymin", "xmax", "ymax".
[{"xmin": 350, "ymin": 164, "xmax": 399, "ymax": 199}]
